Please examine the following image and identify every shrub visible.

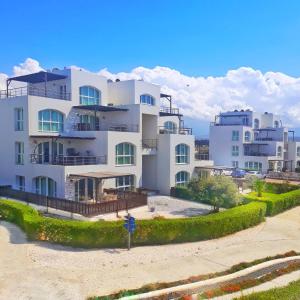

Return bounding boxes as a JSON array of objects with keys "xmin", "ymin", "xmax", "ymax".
[
  {"xmin": 244, "ymin": 189, "xmax": 300, "ymax": 216},
  {"xmin": 253, "ymin": 179, "xmax": 265, "ymax": 197},
  {"xmin": 171, "ymin": 186, "xmax": 193, "ymax": 200},
  {"xmin": 263, "ymin": 182, "xmax": 299, "ymax": 194},
  {"xmin": 0, "ymin": 199, "xmax": 266, "ymax": 248}
]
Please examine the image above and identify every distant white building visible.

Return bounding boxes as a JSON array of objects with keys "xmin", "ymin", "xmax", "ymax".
[
  {"xmin": 209, "ymin": 109, "xmax": 300, "ymax": 173},
  {"xmin": 0, "ymin": 68, "xmax": 212, "ymax": 201}
]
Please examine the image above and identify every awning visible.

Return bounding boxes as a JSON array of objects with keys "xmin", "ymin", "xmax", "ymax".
[
  {"xmin": 8, "ymin": 71, "xmax": 67, "ymax": 84},
  {"xmin": 73, "ymin": 105, "xmax": 128, "ymax": 112},
  {"xmin": 69, "ymin": 171, "xmax": 132, "ymax": 179},
  {"xmin": 30, "ymin": 135, "xmax": 95, "ymax": 140}
]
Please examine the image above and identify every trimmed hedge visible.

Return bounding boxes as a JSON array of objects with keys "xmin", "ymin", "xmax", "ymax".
[
  {"xmin": 244, "ymin": 189, "xmax": 300, "ymax": 216},
  {"xmin": 170, "ymin": 186, "xmax": 193, "ymax": 200},
  {"xmin": 0, "ymin": 199, "xmax": 266, "ymax": 248},
  {"xmin": 263, "ymin": 182, "xmax": 299, "ymax": 194}
]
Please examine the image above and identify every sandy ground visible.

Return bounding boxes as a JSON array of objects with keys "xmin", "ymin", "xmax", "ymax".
[{"xmin": 0, "ymin": 207, "xmax": 300, "ymax": 300}]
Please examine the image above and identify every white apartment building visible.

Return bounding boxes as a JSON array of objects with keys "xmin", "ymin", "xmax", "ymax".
[
  {"xmin": 0, "ymin": 68, "xmax": 211, "ymax": 201},
  {"xmin": 209, "ymin": 109, "xmax": 300, "ymax": 173}
]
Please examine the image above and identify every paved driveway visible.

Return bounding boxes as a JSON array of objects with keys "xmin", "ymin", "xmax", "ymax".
[{"xmin": 0, "ymin": 207, "xmax": 300, "ymax": 300}]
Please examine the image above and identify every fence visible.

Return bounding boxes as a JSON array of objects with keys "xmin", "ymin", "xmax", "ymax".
[{"xmin": 0, "ymin": 187, "xmax": 148, "ymax": 217}]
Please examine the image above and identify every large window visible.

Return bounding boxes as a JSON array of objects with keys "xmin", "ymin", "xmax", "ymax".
[
  {"xmin": 140, "ymin": 94, "xmax": 155, "ymax": 105},
  {"xmin": 277, "ymin": 146, "xmax": 282, "ymax": 157},
  {"xmin": 232, "ymin": 130, "xmax": 239, "ymax": 141},
  {"xmin": 33, "ymin": 176, "xmax": 57, "ymax": 197},
  {"xmin": 175, "ymin": 171, "xmax": 190, "ymax": 186},
  {"xmin": 245, "ymin": 161, "xmax": 262, "ymax": 171},
  {"xmin": 16, "ymin": 175, "xmax": 25, "ymax": 191},
  {"xmin": 232, "ymin": 145, "xmax": 239, "ymax": 157},
  {"xmin": 115, "ymin": 143, "xmax": 135, "ymax": 165},
  {"xmin": 116, "ymin": 175, "xmax": 134, "ymax": 191},
  {"xmin": 244, "ymin": 131, "xmax": 251, "ymax": 142},
  {"xmin": 15, "ymin": 142, "xmax": 24, "ymax": 165},
  {"xmin": 175, "ymin": 144, "xmax": 189, "ymax": 164},
  {"xmin": 15, "ymin": 107, "xmax": 24, "ymax": 131},
  {"xmin": 79, "ymin": 86, "xmax": 101, "ymax": 105},
  {"xmin": 38, "ymin": 109, "xmax": 64, "ymax": 132},
  {"xmin": 164, "ymin": 121, "xmax": 177, "ymax": 133},
  {"xmin": 75, "ymin": 178, "xmax": 94, "ymax": 201}
]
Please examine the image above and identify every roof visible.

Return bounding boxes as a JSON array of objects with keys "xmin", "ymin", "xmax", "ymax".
[
  {"xmin": 69, "ymin": 171, "xmax": 132, "ymax": 179},
  {"xmin": 8, "ymin": 71, "xmax": 67, "ymax": 84},
  {"xmin": 73, "ymin": 105, "xmax": 128, "ymax": 112},
  {"xmin": 195, "ymin": 166, "xmax": 234, "ymax": 170},
  {"xmin": 30, "ymin": 135, "xmax": 95, "ymax": 140}
]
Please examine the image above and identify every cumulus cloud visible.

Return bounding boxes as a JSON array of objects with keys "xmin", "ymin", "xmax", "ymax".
[{"xmin": 2, "ymin": 58, "xmax": 300, "ymax": 127}]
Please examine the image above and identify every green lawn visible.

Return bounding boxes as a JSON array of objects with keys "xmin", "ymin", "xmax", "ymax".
[{"xmin": 235, "ymin": 279, "xmax": 300, "ymax": 300}]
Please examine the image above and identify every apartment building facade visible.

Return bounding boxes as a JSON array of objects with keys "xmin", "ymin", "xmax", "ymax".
[
  {"xmin": 209, "ymin": 109, "xmax": 299, "ymax": 173},
  {"xmin": 0, "ymin": 68, "xmax": 210, "ymax": 201}
]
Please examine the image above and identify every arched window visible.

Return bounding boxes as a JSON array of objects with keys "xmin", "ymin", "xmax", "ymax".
[
  {"xmin": 175, "ymin": 171, "xmax": 190, "ymax": 186},
  {"xmin": 79, "ymin": 86, "xmax": 101, "ymax": 105},
  {"xmin": 274, "ymin": 120, "xmax": 279, "ymax": 128},
  {"xmin": 33, "ymin": 176, "xmax": 57, "ymax": 197},
  {"xmin": 115, "ymin": 143, "xmax": 135, "ymax": 165},
  {"xmin": 244, "ymin": 131, "xmax": 251, "ymax": 142},
  {"xmin": 254, "ymin": 118, "xmax": 260, "ymax": 129},
  {"xmin": 38, "ymin": 109, "xmax": 64, "ymax": 132},
  {"xmin": 175, "ymin": 144, "xmax": 189, "ymax": 164},
  {"xmin": 297, "ymin": 147, "xmax": 300, "ymax": 157},
  {"xmin": 140, "ymin": 94, "xmax": 155, "ymax": 105},
  {"xmin": 164, "ymin": 121, "xmax": 177, "ymax": 133},
  {"xmin": 277, "ymin": 146, "xmax": 282, "ymax": 157}
]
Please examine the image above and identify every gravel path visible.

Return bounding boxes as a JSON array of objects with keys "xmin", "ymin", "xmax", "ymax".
[{"xmin": 0, "ymin": 207, "xmax": 300, "ymax": 300}]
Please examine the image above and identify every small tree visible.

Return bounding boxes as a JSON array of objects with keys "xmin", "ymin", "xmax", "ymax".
[
  {"xmin": 188, "ymin": 175, "xmax": 240, "ymax": 212},
  {"xmin": 253, "ymin": 179, "xmax": 265, "ymax": 197}
]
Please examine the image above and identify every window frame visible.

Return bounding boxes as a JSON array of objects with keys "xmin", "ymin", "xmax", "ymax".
[
  {"xmin": 175, "ymin": 143, "xmax": 190, "ymax": 164},
  {"xmin": 232, "ymin": 130, "xmax": 239, "ymax": 141},
  {"xmin": 164, "ymin": 121, "xmax": 177, "ymax": 133},
  {"xmin": 232, "ymin": 145, "xmax": 239, "ymax": 157},
  {"xmin": 16, "ymin": 175, "xmax": 25, "ymax": 191},
  {"xmin": 297, "ymin": 146, "xmax": 300, "ymax": 157},
  {"xmin": 175, "ymin": 171, "xmax": 190, "ymax": 186},
  {"xmin": 244, "ymin": 131, "xmax": 251, "ymax": 142},
  {"xmin": 115, "ymin": 143, "xmax": 135, "ymax": 166},
  {"xmin": 15, "ymin": 141, "xmax": 24, "ymax": 165},
  {"xmin": 38, "ymin": 109, "xmax": 64, "ymax": 133},
  {"xmin": 15, "ymin": 107, "xmax": 24, "ymax": 131},
  {"xmin": 116, "ymin": 175, "xmax": 134, "ymax": 191},
  {"xmin": 140, "ymin": 94, "xmax": 155, "ymax": 106},
  {"xmin": 79, "ymin": 86, "xmax": 101, "ymax": 105},
  {"xmin": 34, "ymin": 176, "xmax": 57, "ymax": 197}
]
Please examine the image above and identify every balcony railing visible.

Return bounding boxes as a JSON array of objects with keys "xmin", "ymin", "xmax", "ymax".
[
  {"xmin": 142, "ymin": 139, "xmax": 158, "ymax": 149},
  {"xmin": 74, "ymin": 122, "xmax": 139, "ymax": 133},
  {"xmin": 254, "ymin": 138, "xmax": 283, "ymax": 142},
  {"xmin": 244, "ymin": 152, "xmax": 272, "ymax": 157},
  {"xmin": 0, "ymin": 86, "xmax": 71, "ymax": 100},
  {"xmin": 30, "ymin": 154, "xmax": 107, "ymax": 166},
  {"xmin": 159, "ymin": 126, "xmax": 193, "ymax": 135},
  {"xmin": 160, "ymin": 107, "xmax": 181, "ymax": 115},
  {"xmin": 195, "ymin": 153, "xmax": 209, "ymax": 160}
]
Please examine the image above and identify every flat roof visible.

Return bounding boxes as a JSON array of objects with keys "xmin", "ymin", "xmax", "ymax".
[
  {"xmin": 8, "ymin": 71, "xmax": 67, "ymax": 84},
  {"xmin": 69, "ymin": 171, "xmax": 132, "ymax": 179},
  {"xmin": 73, "ymin": 105, "xmax": 128, "ymax": 112},
  {"xmin": 30, "ymin": 135, "xmax": 95, "ymax": 140}
]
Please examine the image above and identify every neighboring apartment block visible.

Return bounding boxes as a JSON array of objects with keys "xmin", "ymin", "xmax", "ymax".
[
  {"xmin": 209, "ymin": 109, "xmax": 300, "ymax": 173},
  {"xmin": 0, "ymin": 68, "xmax": 211, "ymax": 201}
]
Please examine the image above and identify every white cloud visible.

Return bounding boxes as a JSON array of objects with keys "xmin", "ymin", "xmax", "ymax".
[{"xmin": 2, "ymin": 58, "xmax": 300, "ymax": 127}]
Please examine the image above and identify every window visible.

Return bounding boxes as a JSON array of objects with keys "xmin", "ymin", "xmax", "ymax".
[
  {"xmin": 33, "ymin": 176, "xmax": 57, "ymax": 197},
  {"xmin": 115, "ymin": 143, "xmax": 135, "ymax": 165},
  {"xmin": 16, "ymin": 175, "xmax": 25, "ymax": 191},
  {"xmin": 274, "ymin": 120, "xmax": 279, "ymax": 128},
  {"xmin": 254, "ymin": 118, "xmax": 260, "ymax": 129},
  {"xmin": 244, "ymin": 131, "xmax": 251, "ymax": 142},
  {"xmin": 38, "ymin": 109, "xmax": 64, "ymax": 132},
  {"xmin": 79, "ymin": 114, "xmax": 99, "ymax": 130},
  {"xmin": 277, "ymin": 146, "xmax": 282, "ymax": 157},
  {"xmin": 140, "ymin": 94, "xmax": 155, "ymax": 105},
  {"xmin": 232, "ymin": 130, "xmax": 239, "ymax": 141},
  {"xmin": 232, "ymin": 161, "xmax": 239, "ymax": 168},
  {"xmin": 15, "ymin": 108, "xmax": 24, "ymax": 131},
  {"xmin": 175, "ymin": 144, "xmax": 189, "ymax": 164},
  {"xmin": 175, "ymin": 171, "xmax": 190, "ymax": 186},
  {"xmin": 245, "ymin": 161, "xmax": 262, "ymax": 171},
  {"xmin": 116, "ymin": 175, "xmax": 134, "ymax": 191},
  {"xmin": 15, "ymin": 142, "xmax": 24, "ymax": 165},
  {"xmin": 232, "ymin": 145, "xmax": 239, "ymax": 157},
  {"xmin": 75, "ymin": 178, "xmax": 94, "ymax": 201},
  {"xmin": 164, "ymin": 121, "xmax": 177, "ymax": 133},
  {"xmin": 297, "ymin": 147, "xmax": 300, "ymax": 157},
  {"xmin": 79, "ymin": 86, "xmax": 101, "ymax": 105},
  {"xmin": 277, "ymin": 161, "xmax": 282, "ymax": 171}
]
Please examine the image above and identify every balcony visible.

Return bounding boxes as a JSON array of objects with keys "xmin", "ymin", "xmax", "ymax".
[
  {"xmin": 159, "ymin": 126, "xmax": 192, "ymax": 135},
  {"xmin": 142, "ymin": 139, "xmax": 158, "ymax": 149},
  {"xmin": 244, "ymin": 151, "xmax": 271, "ymax": 157},
  {"xmin": 195, "ymin": 153, "xmax": 209, "ymax": 160},
  {"xmin": 30, "ymin": 154, "xmax": 106, "ymax": 166},
  {"xmin": 0, "ymin": 86, "xmax": 71, "ymax": 100},
  {"xmin": 74, "ymin": 122, "xmax": 139, "ymax": 133},
  {"xmin": 160, "ymin": 107, "xmax": 182, "ymax": 116}
]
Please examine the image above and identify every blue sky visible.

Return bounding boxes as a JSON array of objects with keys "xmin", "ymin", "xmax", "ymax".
[{"xmin": 1, "ymin": 0, "xmax": 300, "ymax": 76}]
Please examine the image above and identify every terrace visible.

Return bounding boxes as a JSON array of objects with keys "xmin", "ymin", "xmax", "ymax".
[{"xmin": 159, "ymin": 126, "xmax": 192, "ymax": 135}]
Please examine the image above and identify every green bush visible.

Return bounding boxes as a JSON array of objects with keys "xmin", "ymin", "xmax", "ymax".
[
  {"xmin": 263, "ymin": 182, "xmax": 299, "ymax": 194},
  {"xmin": 172, "ymin": 186, "xmax": 193, "ymax": 200},
  {"xmin": 0, "ymin": 199, "xmax": 266, "ymax": 248},
  {"xmin": 244, "ymin": 189, "xmax": 300, "ymax": 216}
]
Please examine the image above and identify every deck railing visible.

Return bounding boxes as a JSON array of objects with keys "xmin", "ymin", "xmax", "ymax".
[
  {"xmin": 74, "ymin": 122, "xmax": 139, "ymax": 133},
  {"xmin": 142, "ymin": 139, "xmax": 158, "ymax": 149},
  {"xmin": 195, "ymin": 153, "xmax": 209, "ymax": 160},
  {"xmin": 160, "ymin": 107, "xmax": 181, "ymax": 115},
  {"xmin": 30, "ymin": 154, "xmax": 107, "ymax": 165},
  {"xmin": 0, "ymin": 86, "xmax": 71, "ymax": 100},
  {"xmin": 159, "ymin": 126, "xmax": 193, "ymax": 135},
  {"xmin": 0, "ymin": 187, "xmax": 148, "ymax": 217}
]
